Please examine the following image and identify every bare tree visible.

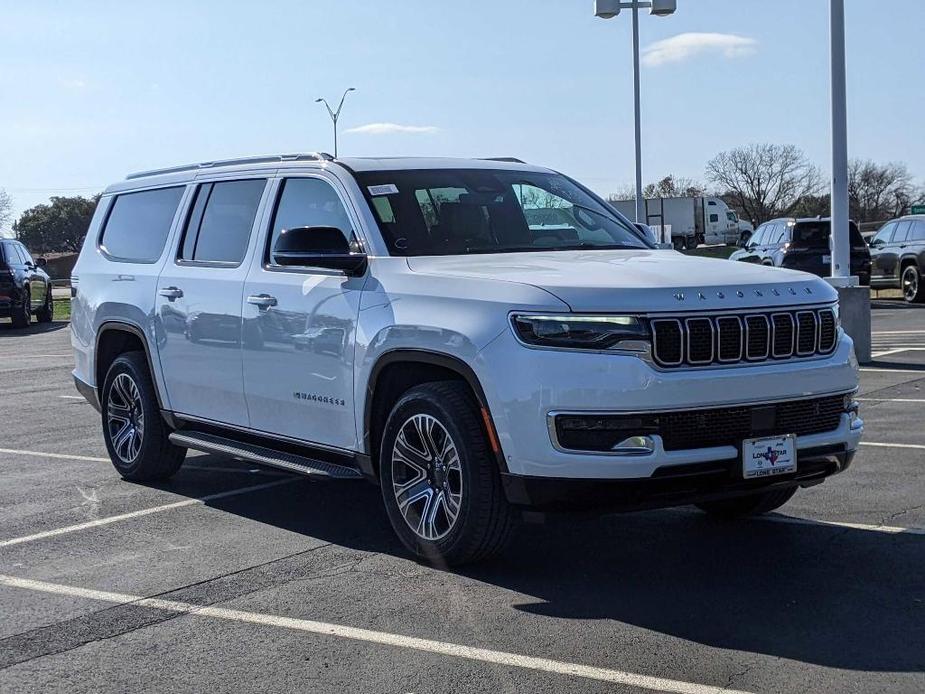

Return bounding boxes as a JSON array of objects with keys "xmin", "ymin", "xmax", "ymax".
[
  {"xmin": 847, "ymin": 159, "xmax": 916, "ymax": 222},
  {"xmin": 706, "ymin": 144, "xmax": 822, "ymax": 225},
  {"xmin": 609, "ymin": 175, "xmax": 706, "ymax": 202},
  {"xmin": 0, "ymin": 189, "xmax": 12, "ymax": 233}
]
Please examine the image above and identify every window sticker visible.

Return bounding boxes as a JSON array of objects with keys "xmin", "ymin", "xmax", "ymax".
[{"xmin": 368, "ymin": 184, "xmax": 399, "ymax": 196}]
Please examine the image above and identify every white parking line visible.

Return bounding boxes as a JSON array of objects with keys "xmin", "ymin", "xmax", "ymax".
[
  {"xmin": 871, "ymin": 330, "xmax": 925, "ymax": 335},
  {"xmin": 871, "ymin": 348, "xmax": 923, "ymax": 358},
  {"xmin": 0, "ymin": 574, "xmax": 750, "ymax": 694},
  {"xmin": 0, "ymin": 477, "xmax": 297, "ymax": 548},
  {"xmin": 859, "ymin": 368, "xmax": 925, "ymax": 374},
  {"xmin": 758, "ymin": 515, "xmax": 925, "ymax": 536},
  {"xmin": 859, "ymin": 441, "xmax": 925, "ymax": 451},
  {"xmin": 858, "ymin": 398, "xmax": 925, "ymax": 403},
  {"xmin": 58, "ymin": 395, "xmax": 87, "ymax": 400},
  {"xmin": 0, "ymin": 447, "xmax": 109, "ymax": 463}
]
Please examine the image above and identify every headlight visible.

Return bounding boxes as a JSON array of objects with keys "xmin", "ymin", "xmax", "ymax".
[{"xmin": 511, "ymin": 314, "xmax": 650, "ymax": 351}]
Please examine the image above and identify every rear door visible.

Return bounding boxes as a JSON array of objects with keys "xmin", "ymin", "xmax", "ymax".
[
  {"xmin": 241, "ymin": 174, "xmax": 365, "ymax": 450},
  {"xmin": 154, "ymin": 177, "xmax": 269, "ymax": 427},
  {"xmin": 882, "ymin": 221, "xmax": 912, "ymax": 281}
]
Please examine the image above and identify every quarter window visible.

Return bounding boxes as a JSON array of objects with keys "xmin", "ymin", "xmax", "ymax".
[
  {"xmin": 100, "ymin": 187, "xmax": 185, "ymax": 262},
  {"xmin": 266, "ymin": 178, "xmax": 355, "ymax": 265},
  {"xmin": 180, "ymin": 179, "xmax": 266, "ymax": 264},
  {"xmin": 911, "ymin": 221, "xmax": 925, "ymax": 242}
]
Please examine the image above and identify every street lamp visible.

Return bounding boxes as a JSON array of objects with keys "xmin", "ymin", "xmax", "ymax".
[
  {"xmin": 594, "ymin": 0, "xmax": 677, "ymax": 223},
  {"xmin": 315, "ymin": 87, "xmax": 356, "ymax": 158}
]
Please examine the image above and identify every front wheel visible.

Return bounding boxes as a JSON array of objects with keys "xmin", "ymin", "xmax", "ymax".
[
  {"xmin": 695, "ymin": 487, "xmax": 797, "ymax": 519},
  {"xmin": 902, "ymin": 265, "xmax": 924, "ymax": 303},
  {"xmin": 101, "ymin": 351, "xmax": 186, "ymax": 481},
  {"xmin": 10, "ymin": 289, "xmax": 30, "ymax": 328},
  {"xmin": 380, "ymin": 382, "xmax": 513, "ymax": 566}
]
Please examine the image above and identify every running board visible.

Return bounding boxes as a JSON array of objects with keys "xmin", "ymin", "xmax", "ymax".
[{"xmin": 169, "ymin": 431, "xmax": 363, "ymax": 480}]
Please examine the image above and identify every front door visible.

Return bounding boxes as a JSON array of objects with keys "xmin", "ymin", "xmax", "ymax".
[
  {"xmin": 154, "ymin": 177, "xmax": 269, "ymax": 427},
  {"xmin": 242, "ymin": 175, "xmax": 364, "ymax": 450}
]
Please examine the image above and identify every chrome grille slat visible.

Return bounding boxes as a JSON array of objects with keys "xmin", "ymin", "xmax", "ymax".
[{"xmin": 651, "ymin": 308, "xmax": 838, "ymax": 368}]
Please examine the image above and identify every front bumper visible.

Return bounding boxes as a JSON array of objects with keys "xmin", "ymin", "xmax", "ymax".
[
  {"xmin": 476, "ymin": 328, "xmax": 861, "ymax": 479},
  {"xmin": 502, "ymin": 445, "xmax": 853, "ymax": 510}
]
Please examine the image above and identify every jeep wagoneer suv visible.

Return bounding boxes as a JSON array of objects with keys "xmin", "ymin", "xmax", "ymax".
[{"xmin": 71, "ymin": 154, "xmax": 863, "ymax": 564}]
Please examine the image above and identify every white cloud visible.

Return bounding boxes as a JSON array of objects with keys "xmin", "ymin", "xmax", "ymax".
[
  {"xmin": 642, "ymin": 32, "xmax": 757, "ymax": 67},
  {"xmin": 343, "ymin": 122, "xmax": 440, "ymax": 135}
]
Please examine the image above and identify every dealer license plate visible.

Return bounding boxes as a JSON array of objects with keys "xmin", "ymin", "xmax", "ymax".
[{"xmin": 742, "ymin": 434, "xmax": 797, "ymax": 479}]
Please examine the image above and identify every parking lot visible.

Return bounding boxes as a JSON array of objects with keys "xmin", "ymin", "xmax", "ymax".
[{"xmin": 0, "ymin": 301, "xmax": 923, "ymax": 694}]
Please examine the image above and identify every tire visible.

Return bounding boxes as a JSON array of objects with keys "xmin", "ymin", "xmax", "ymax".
[
  {"xmin": 695, "ymin": 487, "xmax": 797, "ymax": 519},
  {"xmin": 902, "ymin": 265, "xmax": 924, "ymax": 304},
  {"xmin": 101, "ymin": 351, "xmax": 186, "ymax": 481},
  {"xmin": 10, "ymin": 289, "xmax": 30, "ymax": 328},
  {"xmin": 379, "ymin": 381, "xmax": 513, "ymax": 566},
  {"xmin": 36, "ymin": 289, "xmax": 54, "ymax": 323}
]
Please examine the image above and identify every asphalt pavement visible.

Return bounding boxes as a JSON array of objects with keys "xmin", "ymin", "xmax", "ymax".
[{"xmin": 0, "ymin": 303, "xmax": 923, "ymax": 694}]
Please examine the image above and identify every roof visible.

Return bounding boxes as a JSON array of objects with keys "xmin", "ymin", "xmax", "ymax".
[{"xmin": 336, "ymin": 156, "xmax": 552, "ymax": 173}]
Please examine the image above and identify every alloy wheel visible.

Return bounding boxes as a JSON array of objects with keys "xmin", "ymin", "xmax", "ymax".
[
  {"xmin": 107, "ymin": 373, "xmax": 145, "ymax": 463},
  {"xmin": 390, "ymin": 413, "xmax": 463, "ymax": 541},
  {"xmin": 902, "ymin": 267, "xmax": 919, "ymax": 302}
]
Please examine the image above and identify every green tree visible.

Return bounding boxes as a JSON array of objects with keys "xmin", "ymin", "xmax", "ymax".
[{"xmin": 13, "ymin": 195, "xmax": 99, "ymax": 253}]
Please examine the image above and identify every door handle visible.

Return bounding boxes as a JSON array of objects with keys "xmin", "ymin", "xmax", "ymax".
[
  {"xmin": 158, "ymin": 286, "xmax": 184, "ymax": 301},
  {"xmin": 247, "ymin": 294, "xmax": 277, "ymax": 309}
]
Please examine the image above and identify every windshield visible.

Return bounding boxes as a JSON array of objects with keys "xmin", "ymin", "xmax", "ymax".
[{"xmin": 354, "ymin": 169, "xmax": 651, "ymax": 256}]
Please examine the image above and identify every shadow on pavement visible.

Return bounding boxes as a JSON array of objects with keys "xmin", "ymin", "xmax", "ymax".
[{"xmin": 148, "ymin": 460, "xmax": 925, "ymax": 674}]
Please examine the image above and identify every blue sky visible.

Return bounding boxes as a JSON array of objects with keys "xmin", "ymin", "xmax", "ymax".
[{"xmin": 1, "ymin": 0, "xmax": 923, "ymax": 231}]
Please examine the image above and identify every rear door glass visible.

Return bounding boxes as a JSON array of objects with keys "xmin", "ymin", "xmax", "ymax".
[
  {"xmin": 892, "ymin": 221, "xmax": 912, "ymax": 243},
  {"xmin": 911, "ymin": 221, "xmax": 925, "ymax": 242},
  {"xmin": 179, "ymin": 179, "xmax": 266, "ymax": 264}
]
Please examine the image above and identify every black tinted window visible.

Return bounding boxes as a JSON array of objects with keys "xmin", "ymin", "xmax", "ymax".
[
  {"xmin": 792, "ymin": 221, "xmax": 864, "ymax": 248},
  {"xmin": 101, "ymin": 187, "xmax": 184, "ymax": 262},
  {"xmin": 911, "ymin": 221, "xmax": 925, "ymax": 242},
  {"xmin": 268, "ymin": 178, "xmax": 354, "ymax": 264},
  {"xmin": 892, "ymin": 221, "xmax": 913, "ymax": 243},
  {"xmin": 181, "ymin": 180, "xmax": 265, "ymax": 264}
]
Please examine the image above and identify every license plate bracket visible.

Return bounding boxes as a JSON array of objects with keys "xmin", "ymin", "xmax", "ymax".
[{"xmin": 742, "ymin": 434, "xmax": 797, "ymax": 479}]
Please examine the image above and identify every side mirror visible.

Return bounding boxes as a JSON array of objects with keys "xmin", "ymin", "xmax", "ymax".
[
  {"xmin": 868, "ymin": 238, "xmax": 883, "ymax": 249},
  {"xmin": 272, "ymin": 226, "xmax": 367, "ymax": 276},
  {"xmin": 36, "ymin": 257, "xmax": 47, "ymax": 268}
]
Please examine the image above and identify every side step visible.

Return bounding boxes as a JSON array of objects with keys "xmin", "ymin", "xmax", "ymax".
[{"xmin": 169, "ymin": 431, "xmax": 363, "ymax": 480}]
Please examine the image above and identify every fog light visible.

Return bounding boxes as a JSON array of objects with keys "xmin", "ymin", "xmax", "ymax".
[{"xmin": 611, "ymin": 435, "xmax": 656, "ymax": 455}]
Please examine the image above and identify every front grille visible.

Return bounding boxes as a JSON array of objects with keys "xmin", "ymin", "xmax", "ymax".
[
  {"xmin": 553, "ymin": 394, "xmax": 847, "ymax": 453},
  {"xmin": 651, "ymin": 307, "xmax": 837, "ymax": 368}
]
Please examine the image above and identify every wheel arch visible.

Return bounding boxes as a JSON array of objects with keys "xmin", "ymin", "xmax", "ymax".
[
  {"xmin": 363, "ymin": 349, "xmax": 506, "ymax": 482},
  {"xmin": 95, "ymin": 321, "xmax": 166, "ymax": 410}
]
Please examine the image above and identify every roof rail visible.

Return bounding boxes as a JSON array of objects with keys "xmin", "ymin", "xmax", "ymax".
[
  {"xmin": 480, "ymin": 157, "xmax": 526, "ymax": 164},
  {"xmin": 125, "ymin": 152, "xmax": 335, "ymax": 180}
]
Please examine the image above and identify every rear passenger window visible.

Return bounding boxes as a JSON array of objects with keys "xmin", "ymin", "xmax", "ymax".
[
  {"xmin": 180, "ymin": 179, "xmax": 266, "ymax": 264},
  {"xmin": 892, "ymin": 221, "xmax": 912, "ymax": 243},
  {"xmin": 100, "ymin": 187, "xmax": 184, "ymax": 262},
  {"xmin": 912, "ymin": 221, "xmax": 925, "ymax": 241}
]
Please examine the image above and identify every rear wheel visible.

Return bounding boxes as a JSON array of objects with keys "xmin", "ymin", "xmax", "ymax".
[
  {"xmin": 101, "ymin": 352, "xmax": 186, "ymax": 481},
  {"xmin": 379, "ymin": 381, "xmax": 513, "ymax": 566},
  {"xmin": 695, "ymin": 487, "xmax": 797, "ymax": 519},
  {"xmin": 36, "ymin": 289, "xmax": 54, "ymax": 323},
  {"xmin": 902, "ymin": 265, "xmax": 923, "ymax": 303},
  {"xmin": 10, "ymin": 289, "xmax": 30, "ymax": 328}
]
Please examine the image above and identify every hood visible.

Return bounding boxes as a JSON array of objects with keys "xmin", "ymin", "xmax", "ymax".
[{"xmin": 407, "ymin": 250, "xmax": 837, "ymax": 313}]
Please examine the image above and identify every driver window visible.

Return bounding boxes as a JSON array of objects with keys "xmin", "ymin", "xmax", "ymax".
[
  {"xmin": 872, "ymin": 223, "xmax": 895, "ymax": 246},
  {"xmin": 268, "ymin": 178, "xmax": 355, "ymax": 264}
]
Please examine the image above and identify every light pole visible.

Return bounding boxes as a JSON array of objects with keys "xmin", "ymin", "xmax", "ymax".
[
  {"xmin": 826, "ymin": 0, "xmax": 871, "ymax": 362},
  {"xmin": 315, "ymin": 87, "xmax": 356, "ymax": 158},
  {"xmin": 594, "ymin": 0, "xmax": 677, "ymax": 223}
]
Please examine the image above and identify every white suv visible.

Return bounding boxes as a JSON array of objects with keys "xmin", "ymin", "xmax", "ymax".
[{"xmin": 71, "ymin": 154, "xmax": 863, "ymax": 564}]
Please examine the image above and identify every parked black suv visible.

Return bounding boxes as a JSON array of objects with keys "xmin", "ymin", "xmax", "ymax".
[
  {"xmin": 730, "ymin": 217, "xmax": 871, "ymax": 285},
  {"xmin": 868, "ymin": 215, "xmax": 925, "ymax": 303},
  {"xmin": 0, "ymin": 239, "xmax": 53, "ymax": 327}
]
